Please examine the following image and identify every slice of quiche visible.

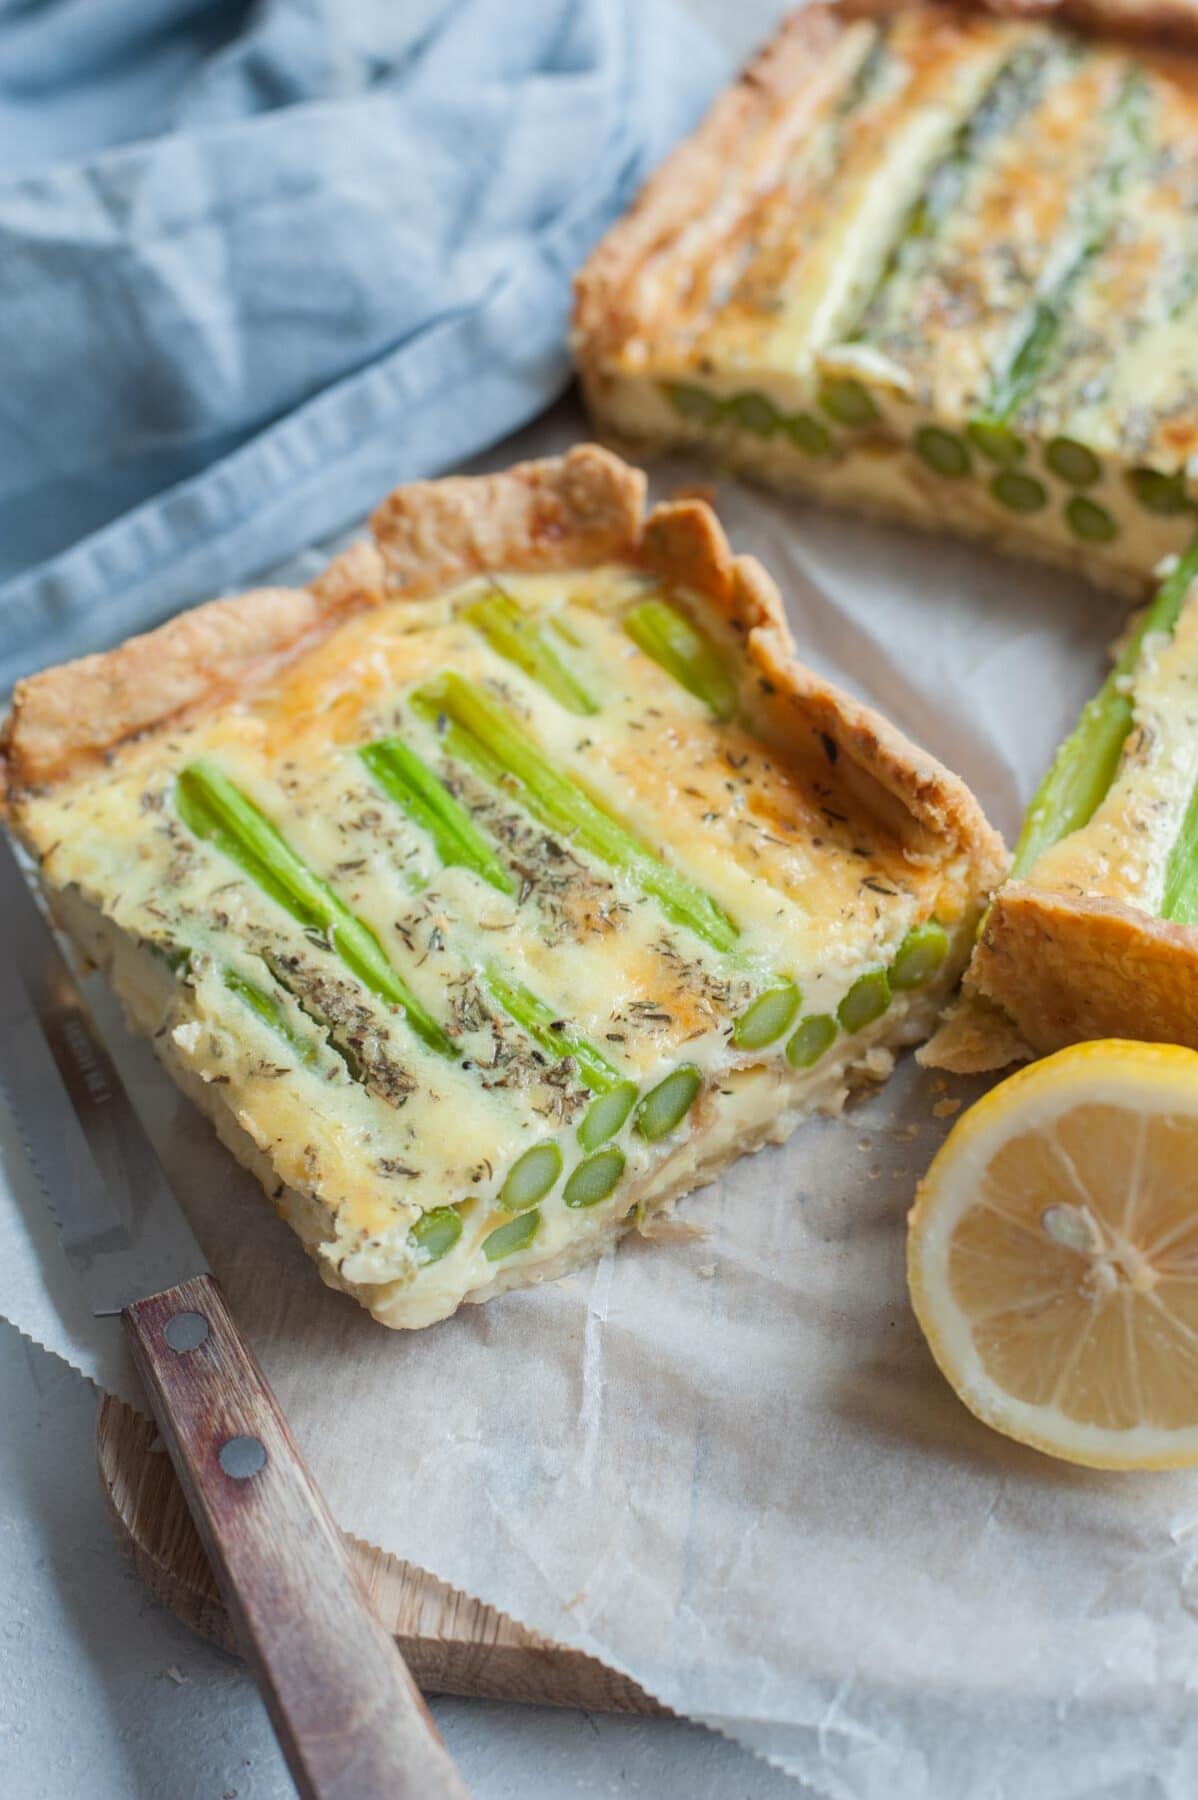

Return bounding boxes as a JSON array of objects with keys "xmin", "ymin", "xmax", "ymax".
[
  {"xmin": 1, "ymin": 448, "xmax": 1003, "ymax": 1329},
  {"xmin": 928, "ymin": 532, "xmax": 1198, "ymax": 1068},
  {"xmin": 574, "ymin": 0, "xmax": 1198, "ymax": 596}
]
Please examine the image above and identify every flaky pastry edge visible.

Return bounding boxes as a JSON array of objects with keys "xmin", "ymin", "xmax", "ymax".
[{"xmin": 968, "ymin": 882, "xmax": 1198, "ymax": 1056}]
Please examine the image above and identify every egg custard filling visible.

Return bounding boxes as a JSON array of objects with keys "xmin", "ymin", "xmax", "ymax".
[
  {"xmin": 575, "ymin": 1, "xmax": 1198, "ymax": 595},
  {"xmin": 1, "ymin": 449, "xmax": 1002, "ymax": 1327}
]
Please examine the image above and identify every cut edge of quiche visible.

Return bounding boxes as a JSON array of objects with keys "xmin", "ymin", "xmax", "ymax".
[
  {"xmin": 924, "ymin": 535, "xmax": 1198, "ymax": 1069},
  {"xmin": 1, "ymin": 446, "xmax": 1004, "ymax": 1329},
  {"xmin": 574, "ymin": 0, "xmax": 1198, "ymax": 598}
]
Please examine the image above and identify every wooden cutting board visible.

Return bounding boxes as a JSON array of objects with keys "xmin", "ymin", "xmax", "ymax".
[{"xmin": 97, "ymin": 1394, "xmax": 660, "ymax": 1712}]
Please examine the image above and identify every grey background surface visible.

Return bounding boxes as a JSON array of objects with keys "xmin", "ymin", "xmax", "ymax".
[{"xmin": 0, "ymin": 2, "xmax": 805, "ymax": 1795}]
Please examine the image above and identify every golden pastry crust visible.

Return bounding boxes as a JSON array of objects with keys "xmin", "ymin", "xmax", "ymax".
[
  {"xmin": 969, "ymin": 881, "xmax": 1198, "ymax": 1053},
  {"xmin": 1, "ymin": 446, "xmax": 642, "ymax": 803},
  {"xmin": 3, "ymin": 446, "xmax": 1002, "ymax": 896},
  {"xmin": 0, "ymin": 585, "xmax": 377, "ymax": 797},
  {"xmin": 639, "ymin": 499, "xmax": 1007, "ymax": 878},
  {"xmin": 916, "ymin": 989, "xmax": 1035, "ymax": 1071},
  {"xmin": 573, "ymin": 6, "xmax": 849, "ymax": 381},
  {"xmin": 936, "ymin": 0, "xmax": 1198, "ymax": 49},
  {"xmin": 369, "ymin": 445, "xmax": 645, "ymax": 596},
  {"xmin": 307, "ymin": 537, "xmax": 388, "ymax": 610}
]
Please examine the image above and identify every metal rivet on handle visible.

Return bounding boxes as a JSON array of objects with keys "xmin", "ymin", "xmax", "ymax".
[
  {"xmin": 219, "ymin": 1435, "xmax": 268, "ymax": 1480},
  {"xmin": 163, "ymin": 1311, "xmax": 210, "ymax": 1353}
]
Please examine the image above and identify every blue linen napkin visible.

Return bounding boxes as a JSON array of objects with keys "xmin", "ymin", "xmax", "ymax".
[{"xmin": 0, "ymin": 0, "xmax": 722, "ymax": 691}]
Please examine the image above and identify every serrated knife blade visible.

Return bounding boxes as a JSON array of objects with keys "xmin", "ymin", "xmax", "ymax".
[{"xmin": 0, "ymin": 831, "xmax": 207, "ymax": 1313}]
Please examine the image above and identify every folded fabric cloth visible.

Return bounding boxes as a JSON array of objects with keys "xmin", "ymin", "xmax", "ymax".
[{"xmin": 0, "ymin": 0, "xmax": 721, "ymax": 691}]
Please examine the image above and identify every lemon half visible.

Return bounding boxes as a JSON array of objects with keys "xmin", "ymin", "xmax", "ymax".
[{"xmin": 908, "ymin": 1040, "xmax": 1198, "ymax": 1469}]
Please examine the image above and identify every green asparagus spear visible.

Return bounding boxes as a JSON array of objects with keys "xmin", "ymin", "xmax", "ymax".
[
  {"xmin": 976, "ymin": 70, "xmax": 1149, "ymax": 429},
  {"xmin": 176, "ymin": 761, "xmax": 456, "ymax": 1056},
  {"xmin": 562, "ymin": 1147, "xmax": 626, "ymax": 1208},
  {"xmin": 729, "ymin": 392, "xmax": 780, "ymax": 436},
  {"xmin": 412, "ymin": 675, "xmax": 740, "ymax": 953},
  {"xmin": 968, "ymin": 422, "xmax": 1026, "ymax": 467},
  {"xmin": 1161, "ymin": 778, "xmax": 1198, "ymax": 925},
  {"xmin": 891, "ymin": 922, "xmax": 949, "ymax": 990},
  {"xmin": 479, "ymin": 966, "xmax": 623, "ymax": 1093},
  {"xmin": 838, "ymin": 969, "xmax": 891, "ymax": 1032},
  {"xmin": 477, "ymin": 966, "xmax": 638, "ymax": 1150},
  {"xmin": 1011, "ymin": 532, "xmax": 1198, "ymax": 878},
  {"xmin": 624, "ymin": 599, "xmax": 739, "ymax": 721},
  {"xmin": 731, "ymin": 982, "xmax": 802, "ymax": 1050},
  {"xmin": 818, "ymin": 378, "xmax": 879, "ymax": 428},
  {"xmin": 257, "ymin": 954, "xmax": 365, "ymax": 1082},
  {"xmin": 409, "ymin": 1205, "xmax": 463, "ymax": 1265},
  {"xmin": 851, "ymin": 43, "xmax": 1054, "ymax": 342},
  {"xmin": 1065, "ymin": 497, "xmax": 1117, "ymax": 544},
  {"xmin": 1127, "ymin": 467, "xmax": 1191, "ymax": 516},
  {"xmin": 222, "ymin": 967, "xmax": 322, "ymax": 1066},
  {"xmin": 1045, "ymin": 438, "xmax": 1101, "ymax": 487},
  {"xmin": 499, "ymin": 1142, "xmax": 563, "ymax": 1211},
  {"xmin": 483, "ymin": 1210, "xmax": 540, "ymax": 1261},
  {"xmin": 786, "ymin": 1013, "xmax": 837, "ymax": 1069},
  {"xmin": 991, "ymin": 471, "xmax": 1047, "ymax": 514},
  {"xmin": 575, "ymin": 1083, "xmax": 638, "ymax": 1152},
  {"xmin": 635, "ymin": 1065, "xmax": 701, "ymax": 1141},
  {"xmin": 465, "ymin": 588, "xmax": 597, "ymax": 716},
  {"xmin": 663, "ymin": 383, "xmax": 726, "ymax": 425},
  {"xmin": 360, "ymin": 737, "xmax": 513, "ymax": 894},
  {"xmin": 981, "ymin": 294, "xmax": 1076, "ymax": 428},
  {"xmin": 915, "ymin": 427, "xmax": 970, "ymax": 477},
  {"xmin": 785, "ymin": 412, "xmax": 834, "ymax": 457},
  {"xmin": 167, "ymin": 937, "xmax": 350, "ymax": 1074}
]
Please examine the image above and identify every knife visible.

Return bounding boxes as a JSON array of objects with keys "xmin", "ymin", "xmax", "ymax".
[{"xmin": 0, "ymin": 832, "xmax": 470, "ymax": 1800}]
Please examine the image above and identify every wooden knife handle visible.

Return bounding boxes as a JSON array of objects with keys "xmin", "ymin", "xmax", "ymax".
[{"xmin": 123, "ymin": 1271, "xmax": 470, "ymax": 1800}]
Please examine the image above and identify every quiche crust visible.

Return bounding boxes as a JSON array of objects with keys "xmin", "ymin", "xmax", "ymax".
[
  {"xmin": 3, "ymin": 448, "xmax": 1004, "ymax": 1328},
  {"xmin": 971, "ymin": 882, "xmax": 1198, "ymax": 1053},
  {"xmin": 1, "ymin": 448, "xmax": 647, "ymax": 795},
  {"xmin": 942, "ymin": 0, "xmax": 1198, "ymax": 47}
]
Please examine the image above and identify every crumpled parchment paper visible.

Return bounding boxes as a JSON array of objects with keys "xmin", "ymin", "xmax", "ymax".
[{"xmin": 5, "ymin": 401, "xmax": 1198, "ymax": 1800}]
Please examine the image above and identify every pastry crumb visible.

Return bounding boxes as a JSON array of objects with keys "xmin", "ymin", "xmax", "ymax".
[
  {"xmin": 638, "ymin": 1212, "xmax": 708, "ymax": 1244},
  {"xmin": 933, "ymin": 1098, "xmax": 962, "ymax": 1118}
]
